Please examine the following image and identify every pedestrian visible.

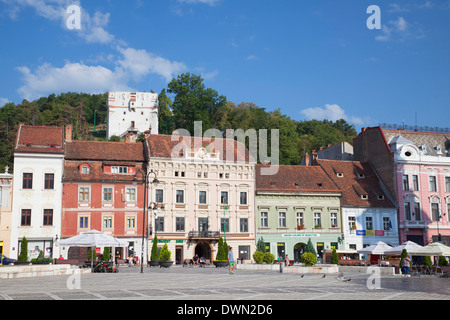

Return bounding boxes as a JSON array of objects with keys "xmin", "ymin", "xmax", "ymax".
[
  {"xmin": 285, "ymin": 254, "xmax": 290, "ymax": 267},
  {"xmin": 402, "ymin": 255, "xmax": 411, "ymax": 277},
  {"xmin": 228, "ymin": 246, "xmax": 236, "ymax": 274}
]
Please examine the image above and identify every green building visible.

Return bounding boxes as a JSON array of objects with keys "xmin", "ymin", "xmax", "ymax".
[{"xmin": 255, "ymin": 164, "xmax": 342, "ymax": 263}]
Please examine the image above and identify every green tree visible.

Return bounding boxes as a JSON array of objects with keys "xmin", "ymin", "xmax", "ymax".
[
  {"xmin": 256, "ymin": 237, "xmax": 266, "ymax": 253},
  {"xmin": 159, "ymin": 243, "xmax": 171, "ymax": 262},
  {"xmin": 331, "ymin": 249, "xmax": 338, "ymax": 265},
  {"xmin": 158, "ymin": 88, "xmax": 175, "ymax": 135},
  {"xmin": 151, "ymin": 236, "xmax": 159, "ymax": 261},
  {"xmin": 18, "ymin": 237, "xmax": 28, "ymax": 262},
  {"xmin": 304, "ymin": 238, "xmax": 317, "ymax": 256},
  {"xmin": 103, "ymin": 247, "xmax": 111, "ymax": 262}
]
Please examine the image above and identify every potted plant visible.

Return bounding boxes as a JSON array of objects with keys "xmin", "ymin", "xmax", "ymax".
[
  {"xmin": 149, "ymin": 236, "xmax": 160, "ymax": 267},
  {"xmin": 331, "ymin": 248, "xmax": 338, "ymax": 265},
  {"xmin": 297, "ymin": 225, "xmax": 304, "ymax": 230},
  {"xmin": 158, "ymin": 243, "xmax": 173, "ymax": 268},
  {"xmin": 213, "ymin": 237, "xmax": 229, "ymax": 267},
  {"xmin": 16, "ymin": 237, "xmax": 30, "ymax": 265}
]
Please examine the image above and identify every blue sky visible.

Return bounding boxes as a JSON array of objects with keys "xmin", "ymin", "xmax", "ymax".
[{"xmin": 0, "ymin": 0, "xmax": 449, "ymax": 131}]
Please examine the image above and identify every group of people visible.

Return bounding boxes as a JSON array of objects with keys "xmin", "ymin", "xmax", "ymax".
[
  {"xmin": 186, "ymin": 246, "xmax": 237, "ymax": 275},
  {"xmin": 188, "ymin": 254, "xmax": 207, "ymax": 267}
]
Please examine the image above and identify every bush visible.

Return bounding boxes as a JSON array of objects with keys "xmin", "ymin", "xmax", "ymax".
[
  {"xmin": 103, "ymin": 247, "xmax": 111, "ymax": 262},
  {"xmin": 159, "ymin": 244, "xmax": 171, "ymax": 262},
  {"xmin": 215, "ymin": 237, "xmax": 228, "ymax": 261},
  {"xmin": 301, "ymin": 252, "xmax": 317, "ymax": 266},
  {"xmin": 18, "ymin": 237, "xmax": 28, "ymax": 262},
  {"xmin": 439, "ymin": 256, "xmax": 448, "ymax": 266},
  {"xmin": 331, "ymin": 249, "xmax": 338, "ymax": 264},
  {"xmin": 151, "ymin": 236, "xmax": 159, "ymax": 261},
  {"xmin": 424, "ymin": 256, "xmax": 432, "ymax": 268},
  {"xmin": 263, "ymin": 252, "xmax": 275, "ymax": 264},
  {"xmin": 253, "ymin": 251, "xmax": 264, "ymax": 264}
]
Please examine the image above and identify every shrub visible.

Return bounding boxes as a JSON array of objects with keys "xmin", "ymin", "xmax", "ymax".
[
  {"xmin": 256, "ymin": 237, "xmax": 266, "ymax": 253},
  {"xmin": 253, "ymin": 251, "xmax": 264, "ymax": 264},
  {"xmin": 331, "ymin": 249, "xmax": 338, "ymax": 264},
  {"xmin": 18, "ymin": 237, "xmax": 28, "ymax": 262},
  {"xmin": 88, "ymin": 247, "xmax": 97, "ymax": 261},
  {"xmin": 151, "ymin": 236, "xmax": 159, "ymax": 261},
  {"xmin": 424, "ymin": 256, "xmax": 432, "ymax": 268},
  {"xmin": 159, "ymin": 244, "xmax": 171, "ymax": 262},
  {"xmin": 304, "ymin": 238, "xmax": 316, "ymax": 256},
  {"xmin": 103, "ymin": 247, "xmax": 111, "ymax": 262},
  {"xmin": 439, "ymin": 256, "xmax": 448, "ymax": 266},
  {"xmin": 263, "ymin": 252, "xmax": 275, "ymax": 264},
  {"xmin": 301, "ymin": 252, "xmax": 316, "ymax": 266}
]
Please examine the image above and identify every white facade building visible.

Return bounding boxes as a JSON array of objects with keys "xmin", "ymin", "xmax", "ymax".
[
  {"xmin": 106, "ymin": 91, "xmax": 159, "ymax": 140},
  {"xmin": 10, "ymin": 125, "xmax": 65, "ymax": 260}
]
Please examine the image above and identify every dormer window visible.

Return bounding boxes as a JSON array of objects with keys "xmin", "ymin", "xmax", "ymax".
[
  {"xmin": 435, "ymin": 145, "xmax": 443, "ymax": 155},
  {"xmin": 48, "ymin": 144, "xmax": 56, "ymax": 149},
  {"xmin": 80, "ymin": 165, "xmax": 90, "ymax": 174},
  {"xmin": 337, "ymin": 172, "xmax": 344, "ymax": 178},
  {"xmin": 25, "ymin": 143, "xmax": 32, "ymax": 148},
  {"xmin": 112, "ymin": 166, "xmax": 128, "ymax": 174},
  {"xmin": 361, "ymin": 194, "xmax": 368, "ymax": 200},
  {"xmin": 357, "ymin": 173, "xmax": 365, "ymax": 179},
  {"xmin": 378, "ymin": 195, "xmax": 385, "ymax": 200},
  {"xmin": 419, "ymin": 145, "xmax": 427, "ymax": 154}
]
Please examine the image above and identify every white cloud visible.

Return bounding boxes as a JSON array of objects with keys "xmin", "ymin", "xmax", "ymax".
[
  {"xmin": 0, "ymin": 97, "xmax": 9, "ymax": 106},
  {"xmin": 300, "ymin": 104, "xmax": 365, "ymax": 126},
  {"xmin": 375, "ymin": 17, "xmax": 424, "ymax": 42}
]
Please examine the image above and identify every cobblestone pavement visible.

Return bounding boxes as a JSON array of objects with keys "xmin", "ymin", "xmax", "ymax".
[{"xmin": 0, "ymin": 265, "xmax": 449, "ymax": 301}]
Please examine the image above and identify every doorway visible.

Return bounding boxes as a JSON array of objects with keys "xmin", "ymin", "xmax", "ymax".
[
  {"xmin": 175, "ymin": 246, "xmax": 183, "ymax": 265},
  {"xmin": 294, "ymin": 243, "xmax": 305, "ymax": 262},
  {"xmin": 195, "ymin": 242, "xmax": 211, "ymax": 260}
]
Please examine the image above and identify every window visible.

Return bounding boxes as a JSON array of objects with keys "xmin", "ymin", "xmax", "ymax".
[
  {"xmin": 330, "ymin": 212, "xmax": 338, "ymax": 228},
  {"xmin": 402, "ymin": 175, "xmax": 409, "ymax": 191},
  {"xmin": 176, "ymin": 190, "xmax": 184, "ymax": 203},
  {"xmin": 79, "ymin": 187, "xmax": 90, "ymax": 202},
  {"xmin": 155, "ymin": 189, "xmax": 164, "ymax": 203},
  {"xmin": 21, "ymin": 209, "xmax": 31, "ymax": 226},
  {"xmin": 199, "ymin": 191, "xmax": 207, "ymax": 204},
  {"xmin": 414, "ymin": 202, "xmax": 421, "ymax": 221},
  {"xmin": 155, "ymin": 217, "xmax": 164, "ymax": 232},
  {"xmin": 296, "ymin": 212, "xmax": 304, "ymax": 227},
  {"xmin": 22, "ymin": 173, "xmax": 33, "ymax": 189},
  {"xmin": 260, "ymin": 212, "xmax": 268, "ymax": 228},
  {"xmin": 240, "ymin": 192, "xmax": 247, "ymax": 205},
  {"xmin": 348, "ymin": 216, "xmax": 356, "ymax": 231},
  {"xmin": 176, "ymin": 217, "xmax": 185, "ymax": 232},
  {"xmin": 412, "ymin": 175, "xmax": 419, "ymax": 191},
  {"xmin": 446, "ymin": 177, "xmax": 450, "ymax": 192},
  {"xmin": 365, "ymin": 216, "xmax": 373, "ymax": 230},
  {"xmin": 383, "ymin": 217, "xmax": 391, "ymax": 231},
  {"xmin": 240, "ymin": 218, "xmax": 248, "ymax": 232},
  {"xmin": 79, "ymin": 216, "xmax": 89, "ymax": 229},
  {"xmin": 112, "ymin": 166, "xmax": 128, "ymax": 174},
  {"xmin": 103, "ymin": 216, "xmax": 113, "ymax": 229},
  {"xmin": 429, "ymin": 176, "xmax": 437, "ymax": 192},
  {"xmin": 81, "ymin": 166, "xmax": 89, "ymax": 174},
  {"xmin": 44, "ymin": 174, "xmax": 54, "ymax": 190},
  {"xmin": 43, "ymin": 209, "xmax": 53, "ymax": 226},
  {"xmin": 314, "ymin": 212, "xmax": 321, "ymax": 228},
  {"xmin": 431, "ymin": 203, "xmax": 440, "ymax": 221},
  {"xmin": 278, "ymin": 212, "xmax": 286, "ymax": 228},
  {"xmin": 221, "ymin": 218, "xmax": 229, "ymax": 233},
  {"xmin": 404, "ymin": 202, "xmax": 412, "ymax": 221},
  {"xmin": 221, "ymin": 191, "xmax": 228, "ymax": 205},
  {"xmin": 103, "ymin": 187, "xmax": 113, "ymax": 202},
  {"xmin": 126, "ymin": 216, "xmax": 136, "ymax": 229},
  {"xmin": 125, "ymin": 188, "xmax": 136, "ymax": 202},
  {"xmin": 199, "ymin": 218, "xmax": 208, "ymax": 231}
]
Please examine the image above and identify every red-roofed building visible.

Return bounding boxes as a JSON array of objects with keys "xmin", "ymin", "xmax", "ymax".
[
  {"xmin": 10, "ymin": 124, "xmax": 65, "ymax": 260},
  {"xmin": 255, "ymin": 164, "xmax": 342, "ymax": 263}
]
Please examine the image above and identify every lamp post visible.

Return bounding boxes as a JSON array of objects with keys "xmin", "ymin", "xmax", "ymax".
[{"xmin": 134, "ymin": 169, "xmax": 159, "ymax": 273}]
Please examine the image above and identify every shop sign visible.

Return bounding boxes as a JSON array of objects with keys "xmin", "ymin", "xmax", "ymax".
[{"xmin": 282, "ymin": 234, "xmax": 320, "ymax": 238}]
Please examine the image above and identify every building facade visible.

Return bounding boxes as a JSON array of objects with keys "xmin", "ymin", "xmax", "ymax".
[
  {"xmin": 0, "ymin": 166, "xmax": 13, "ymax": 259},
  {"xmin": 145, "ymin": 134, "xmax": 256, "ymax": 264},
  {"xmin": 10, "ymin": 124, "xmax": 65, "ymax": 259},
  {"xmin": 316, "ymin": 159, "xmax": 398, "ymax": 252},
  {"xmin": 61, "ymin": 139, "xmax": 147, "ymax": 261},
  {"xmin": 354, "ymin": 127, "xmax": 450, "ymax": 246},
  {"xmin": 255, "ymin": 164, "xmax": 342, "ymax": 263},
  {"xmin": 106, "ymin": 91, "xmax": 159, "ymax": 140}
]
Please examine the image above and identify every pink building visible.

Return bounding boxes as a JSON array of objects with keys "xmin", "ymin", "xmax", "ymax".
[{"xmin": 354, "ymin": 127, "xmax": 450, "ymax": 246}]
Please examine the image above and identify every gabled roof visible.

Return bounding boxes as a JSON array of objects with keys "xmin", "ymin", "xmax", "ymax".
[
  {"xmin": 146, "ymin": 134, "xmax": 254, "ymax": 163},
  {"xmin": 255, "ymin": 164, "xmax": 340, "ymax": 194},
  {"xmin": 316, "ymin": 159, "xmax": 395, "ymax": 208},
  {"xmin": 15, "ymin": 124, "xmax": 64, "ymax": 154},
  {"xmin": 65, "ymin": 141, "xmax": 145, "ymax": 162}
]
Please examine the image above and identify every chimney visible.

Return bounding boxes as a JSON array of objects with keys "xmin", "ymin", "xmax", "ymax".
[
  {"xmin": 304, "ymin": 153, "xmax": 310, "ymax": 166},
  {"xmin": 125, "ymin": 132, "xmax": 136, "ymax": 143},
  {"xmin": 65, "ymin": 124, "xmax": 73, "ymax": 142}
]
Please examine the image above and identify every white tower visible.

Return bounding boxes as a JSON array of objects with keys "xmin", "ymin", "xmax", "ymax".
[{"xmin": 106, "ymin": 91, "xmax": 159, "ymax": 139}]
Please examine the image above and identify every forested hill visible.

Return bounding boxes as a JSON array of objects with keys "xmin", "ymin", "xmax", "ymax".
[{"xmin": 0, "ymin": 73, "xmax": 356, "ymax": 171}]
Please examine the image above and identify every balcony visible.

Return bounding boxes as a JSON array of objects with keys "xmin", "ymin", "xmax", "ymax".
[{"xmin": 187, "ymin": 231, "xmax": 220, "ymax": 243}]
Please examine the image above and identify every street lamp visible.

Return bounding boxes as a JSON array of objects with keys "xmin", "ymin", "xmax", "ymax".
[
  {"xmin": 436, "ymin": 211, "xmax": 447, "ymax": 243},
  {"xmin": 149, "ymin": 201, "xmax": 165, "ymax": 246},
  {"xmin": 134, "ymin": 169, "xmax": 159, "ymax": 273}
]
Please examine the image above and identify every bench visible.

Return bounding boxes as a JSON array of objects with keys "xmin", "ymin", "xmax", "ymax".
[
  {"xmin": 200, "ymin": 259, "xmax": 212, "ymax": 267},
  {"xmin": 54, "ymin": 259, "xmax": 79, "ymax": 265}
]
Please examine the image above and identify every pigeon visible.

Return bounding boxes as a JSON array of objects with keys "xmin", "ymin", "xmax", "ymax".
[
  {"xmin": 343, "ymin": 278, "xmax": 351, "ymax": 282},
  {"xmin": 300, "ymin": 274, "xmax": 304, "ymax": 278},
  {"xmin": 321, "ymin": 274, "xmax": 326, "ymax": 278}
]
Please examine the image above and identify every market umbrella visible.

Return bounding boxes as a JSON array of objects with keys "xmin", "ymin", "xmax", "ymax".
[
  {"xmin": 56, "ymin": 230, "xmax": 129, "ymax": 270},
  {"xmin": 384, "ymin": 241, "xmax": 423, "ymax": 256},
  {"xmin": 408, "ymin": 242, "xmax": 450, "ymax": 257},
  {"xmin": 357, "ymin": 241, "xmax": 392, "ymax": 255}
]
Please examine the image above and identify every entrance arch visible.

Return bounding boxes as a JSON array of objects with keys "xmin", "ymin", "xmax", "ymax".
[
  {"xmin": 294, "ymin": 243, "xmax": 306, "ymax": 263},
  {"xmin": 195, "ymin": 242, "xmax": 212, "ymax": 260}
]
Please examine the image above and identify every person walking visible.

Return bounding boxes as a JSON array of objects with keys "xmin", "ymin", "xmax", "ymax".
[
  {"xmin": 228, "ymin": 246, "xmax": 236, "ymax": 274},
  {"xmin": 401, "ymin": 255, "xmax": 411, "ymax": 277}
]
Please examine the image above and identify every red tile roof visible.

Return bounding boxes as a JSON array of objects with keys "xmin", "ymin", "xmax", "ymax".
[
  {"xmin": 15, "ymin": 124, "xmax": 64, "ymax": 154},
  {"xmin": 63, "ymin": 161, "xmax": 145, "ymax": 183},
  {"xmin": 256, "ymin": 164, "xmax": 340, "ymax": 193},
  {"xmin": 146, "ymin": 134, "xmax": 254, "ymax": 163},
  {"xmin": 65, "ymin": 141, "xmax": 145, "ymax": 162},
  {"xmin": 316, "ymin": 160, "xmax": 395, "ymax": 208}
]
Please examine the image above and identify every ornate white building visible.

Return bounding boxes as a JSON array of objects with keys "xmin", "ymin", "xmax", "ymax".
[{"xmin": 106, "ymin": 91, "xmax": 159, "ymax": 140}]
